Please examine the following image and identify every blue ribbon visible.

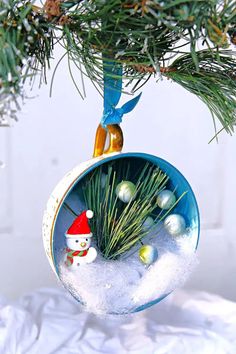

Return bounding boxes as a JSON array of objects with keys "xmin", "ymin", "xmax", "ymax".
[{"xmin": 101, "ymin": 61, "xmax": 141, "ymax": 127}]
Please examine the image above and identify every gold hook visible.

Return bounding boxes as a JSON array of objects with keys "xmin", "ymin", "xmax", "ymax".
[{"xmin": 93, "ymin": 124, "xmax": 123, "ymax": 158}]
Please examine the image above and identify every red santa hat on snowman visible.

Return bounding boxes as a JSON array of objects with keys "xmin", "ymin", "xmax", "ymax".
[{"xmin": 65, "ymin": 210, "xmax": 94, "ymax": 238}]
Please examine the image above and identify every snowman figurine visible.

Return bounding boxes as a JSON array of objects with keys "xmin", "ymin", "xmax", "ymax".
[{"xmin": 65, "ymin": 210, "xmax": 97, "ymax": 269}]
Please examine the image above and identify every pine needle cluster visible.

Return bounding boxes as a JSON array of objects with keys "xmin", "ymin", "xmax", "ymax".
[
  {"xmin": 0, "ymin": 0, "xmax": 53, "ymax": 125},
  {"xmin": 0, "ymin": 0, "xmax": 235, "ymax": 135},
  {"xmin": 82, "ymin": 159, "xmax": 186, "ymax": 259}
]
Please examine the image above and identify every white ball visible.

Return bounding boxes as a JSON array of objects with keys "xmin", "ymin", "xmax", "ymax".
[
  {"xmin": 116, "ymin": 181, "xmax": 136, "ymax": 203},
  {"xmin": 164, "ymin": 214, "xmax": 186, "ymax": 236},
  {"xmin": 157, "ymin": 190, "xmax": 176, "ymax": 210},
  {"xmin": 86, "ymin": 247, "xmax": 97, "ymax": 263},
  {"xmin": 86, "ymin": 210, "xmax": 94, "ymax": 219}
]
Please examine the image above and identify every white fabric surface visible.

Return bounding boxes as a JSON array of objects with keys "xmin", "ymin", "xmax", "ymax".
[{"xmin": 0, "ymin": 288, "xmax": 236, "ymax": 354}]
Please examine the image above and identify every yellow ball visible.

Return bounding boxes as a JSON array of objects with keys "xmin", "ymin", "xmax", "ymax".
[{"xmin": 139, "ymin": 245, "xmax": 158, "ymax": 265}]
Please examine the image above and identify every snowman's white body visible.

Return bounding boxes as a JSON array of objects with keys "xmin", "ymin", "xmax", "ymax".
[{"xmin": 65, "ymin": 235, "xmax": 97, "ymax": 269}]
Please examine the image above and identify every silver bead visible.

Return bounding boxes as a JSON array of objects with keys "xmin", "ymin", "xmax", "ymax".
[
  {"xmin": 157, "ymin": 190, "xmax": 176, "ymax": 210},
  {"xmin": 164, "ymin": 214, "xmax": 186, "ymax": 236}
]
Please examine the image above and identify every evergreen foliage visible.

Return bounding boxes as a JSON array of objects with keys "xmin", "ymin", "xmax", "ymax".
[
  {"xmin": 0, "ymin": 0, "xmax": 235, "ymax": 134},
  {"xmin": 82, "ymin": 160, "xmax": 186, "ymax": 259}
]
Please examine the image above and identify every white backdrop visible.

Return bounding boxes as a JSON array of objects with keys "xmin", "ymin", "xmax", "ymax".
[{"xmin": 0, "ymin": 49, "xmax": 236, "ymax": 301}]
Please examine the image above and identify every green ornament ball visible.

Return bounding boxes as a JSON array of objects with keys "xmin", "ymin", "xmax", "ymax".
[
  {"xmin": 157, "ymin": 190, "xmax": 176, "ymax": 210},
  {"xmin": 139, "ymin": 245, "xmax": 158, "ymax": 266},
  {"xmin": 142, "ymin": 216, "xmax": 155, "ymax": 231},
  {"xmin": 116, "ymin": 181, "xmax": 136, "ymax": 203}
]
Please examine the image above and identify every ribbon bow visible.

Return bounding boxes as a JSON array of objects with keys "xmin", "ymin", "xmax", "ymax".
[{"xmin": 101, "ymin": 61, "xmax": 141, "ymax": 128}]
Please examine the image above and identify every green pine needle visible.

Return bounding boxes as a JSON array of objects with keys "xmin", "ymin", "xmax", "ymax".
[
  {"xmin": 165, "ymin": 50, "xmax": 236, "ymax": 135},
  {"xmin": 83, "ymin": 160, "xmax": 186, "ymax": 260},
  {"xmin": 0, "ymin": 0, "xmax": 54, "ymax": 124},
  {"xmin": 1, "ymin": 1, "xmax": 236, "ymax": 134}
]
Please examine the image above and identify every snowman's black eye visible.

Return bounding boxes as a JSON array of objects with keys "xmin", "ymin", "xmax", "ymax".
[
  {"xmin": 75, "ymin": 240, "xmax": 79, "ymax": 243},
  {"xmin": 86, "ymin": 238, "xmax": 88, "ymax": 241}
]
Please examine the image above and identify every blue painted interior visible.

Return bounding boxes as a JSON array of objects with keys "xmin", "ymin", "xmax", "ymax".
[{"xmin": 52, "ymin": 152, "xmax": 200, "ymax": 314}]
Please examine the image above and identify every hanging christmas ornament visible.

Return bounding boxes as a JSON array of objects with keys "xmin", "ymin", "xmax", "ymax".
[
  {"xmin": 43, "ymin": 140, "xmax": 199, "ymax": 314},
  {"xmin": 42, "ymin": 61, "xmax": 200, "ymax": 315},
  {"xmin": 116, "ymin": 181, "xmax": 136, "ymax": 203},
  {"xmin": 3, "ymin": 0, "xmax": 236, "ymax": 317},
  {"xmin": 139, "ymin": 245, "xmax": 158, "ymax": 266},
  {"xmin": 164, "ymin": 214, "xmax": 186, "ymax": 237},
  {"xmin": 157, "ymin": 190, "xmax": 176, "ymax": 210}
]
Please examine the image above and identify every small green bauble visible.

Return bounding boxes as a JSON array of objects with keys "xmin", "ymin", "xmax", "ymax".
[
  {"xmin": 116, "ymin": 181, "xmax": 136, "ymax": 203},
  {"xmin": 142, "ymin": 216, "xmax": 155, "ymax": 231},
  {"xmin": 139, "ymin": 245, "xmax": 158, "ymax": 265},
  {"xmin": 157, "ymin": 190, "xmax": 176, "ymax": 210}
]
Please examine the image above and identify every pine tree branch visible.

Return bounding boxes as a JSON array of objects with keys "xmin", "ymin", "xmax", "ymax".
[
  {"xmin": 165, "ymin": 50, "xmax": 236, "ymax": 135},
  {"xmin": 0, "ymin": 0, "xmax": 236, "ymax": 134}
]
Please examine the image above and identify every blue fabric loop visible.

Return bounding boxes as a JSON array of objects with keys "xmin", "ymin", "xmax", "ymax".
[
  {"xmin": 101, "ymin": 93, "xmax": 142, "ymax": 127},
  {"xmin": 101, "ymin": 61, "xmax": 141, "ymax": 127}
]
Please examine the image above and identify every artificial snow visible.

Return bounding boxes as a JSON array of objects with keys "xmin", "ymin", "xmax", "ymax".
[{"xmin": 59, "ymin": 224, "xmax": 198, "ymax": 315}]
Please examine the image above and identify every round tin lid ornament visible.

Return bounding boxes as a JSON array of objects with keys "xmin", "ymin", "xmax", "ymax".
[{"xmin": 42, "ymin": 64, "xmax": 200, "ymax": 315}]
